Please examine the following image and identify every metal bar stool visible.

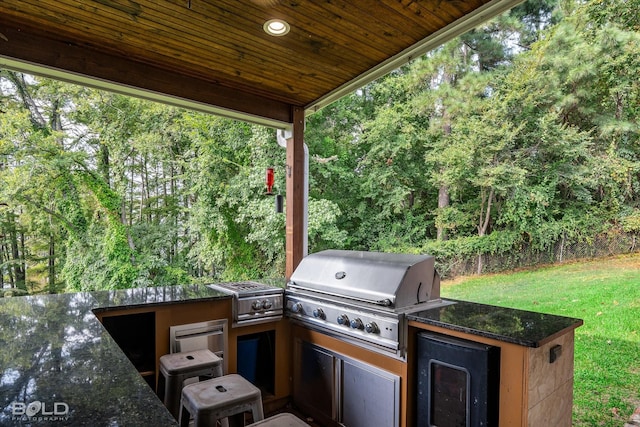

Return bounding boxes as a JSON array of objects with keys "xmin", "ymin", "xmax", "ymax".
[
  {"xmin": 158, "ymin": 349, "xmax": 224, "ymax": 420},
  {"xmin": 247, "ymin": 413, "xmax": 311, "ymax": 426},
  {"xmin": 179, "ymin": 373, "xmax": 264, "ymax": 427}
]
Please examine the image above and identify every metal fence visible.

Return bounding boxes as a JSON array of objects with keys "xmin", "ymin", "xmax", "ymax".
[{"xmin": 440, "ymin": 231, "xmax": 640, "ymax": 279}]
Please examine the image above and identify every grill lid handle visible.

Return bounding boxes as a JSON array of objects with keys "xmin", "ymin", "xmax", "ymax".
[{"xmin": 376, "ymin": 298, "xmax": 393, "ymax": 307}]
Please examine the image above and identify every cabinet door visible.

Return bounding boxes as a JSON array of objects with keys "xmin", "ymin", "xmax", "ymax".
[
  {"xmin": 293, "ymin": 340, "xmax": 337, "ymax": 424},
  {"xmin": 341, "ymin": 357, "xmax": 400, "ymax": 427}
]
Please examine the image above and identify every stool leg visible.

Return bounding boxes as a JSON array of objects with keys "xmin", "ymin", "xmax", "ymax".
[
  {"xmin": 178, "ymin": 403, "xmax": 190, "ymax": 427},
  {"xmin": 157, "ymin": 372, "xmax": 165, "ymax": 400},
  {"xmin": 227, "ymin": 413, "xmax": 244, "ymax": 427},
  {"xmin": 193, "ymin": 413, "xmax": 217, "ymax": 427},
  {"xmin": 213, "ymin": 364, "xmax": 223, "ymax": 377},
  {"xmin": 251, "ymin": 399, "xmax": 265, "ymax": 423},
  {"xmin": 166, "ymin": 376, "xmax": 183, "ymax": 420}
]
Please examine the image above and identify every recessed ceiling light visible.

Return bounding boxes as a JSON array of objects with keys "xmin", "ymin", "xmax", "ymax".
[{"xmin": 264, "ymin": 19, "xmax": 290, "ymax": 36}]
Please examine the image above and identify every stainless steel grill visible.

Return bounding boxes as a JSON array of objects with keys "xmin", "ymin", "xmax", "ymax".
[
  {"xmin": 285, "ymin": 250, "xmax": 450, "ymax": 359},
  {"xmin": 207, "ymin": 281, "xmax": 283, "ymax": 327}
]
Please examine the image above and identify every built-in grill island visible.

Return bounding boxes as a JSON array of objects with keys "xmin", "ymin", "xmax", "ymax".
[
  {"xmin": 286, "ymin": 249, "xmax": 448, "ymax": 359},
  {"xmin": 285, "ymin": 250, "xmax": 583, "ymax": 427},
  {"xmin": 286, "ymin": 250, "xmax": 452, "ymax": 427}
]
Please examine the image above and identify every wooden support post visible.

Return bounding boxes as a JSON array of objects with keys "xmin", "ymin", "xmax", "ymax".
[{"xmin": 285, "ymin": 107, "xmax": 305, "ymax": 279}]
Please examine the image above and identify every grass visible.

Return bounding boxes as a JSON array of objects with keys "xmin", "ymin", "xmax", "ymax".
[{"xmin": 441, "ymin": 253, "xmax": 640, "ymax": 427}]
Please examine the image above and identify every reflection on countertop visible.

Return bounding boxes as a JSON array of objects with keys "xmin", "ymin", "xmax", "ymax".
[
  {"xmin": 408, "ymin": 299, "xmax": 584, "ymax": 347},
  {"xmin": 0, "ymin": 284, "xmax": 229, "ymax": 426},
  {"xmin": 91, "ymin": 283, "xmax": 230, "ymax": 311}
]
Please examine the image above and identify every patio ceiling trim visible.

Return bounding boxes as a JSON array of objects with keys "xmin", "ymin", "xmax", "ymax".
[
  {"xmin": 0, "ymin": 55, "xmax": 294, "ymax": 129},
  {"xmin": 0, "ymin": 20, "xmax": 294, "ymax": 129}
]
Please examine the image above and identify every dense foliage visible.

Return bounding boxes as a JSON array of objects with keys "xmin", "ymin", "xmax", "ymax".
[{"xmin": 1, "ymin": 0, "xmax": 639, "ymax": 292}]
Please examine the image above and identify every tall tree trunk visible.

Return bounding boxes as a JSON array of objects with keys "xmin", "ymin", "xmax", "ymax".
[
  {"xmin": 143, "ymin": 156, "xmax": 151, "ymax": 223},
  {"xmin": 6, "ymin": 72, "xmax": 47, "ymax": 129},
  {"xmin": 437, "ymin": 184, "xmax": 450, "ymax": 241},
  {"xmin": 163, "ymin": 161, "xmax": 175, "ymax": 263},
  {"xmin": 2, "ymin": 243, "xmax": 15, "ymax": 287},
  {"xmin": 98, "ymin": 143, "xmax": 111, "ymax": 186},
  {"xmin": 138, "ymin": 156, "xmax": 146, "ymax": 223},
  {"xmin": 20, "ymin": 226, "xmax": 26, "ymax": 288},
  {"xmin": 129, "ymin": 157, "xmax": 135, "ymax": 226},
  {"xmin": 120, "ymin": 199, "xmax": 137, "ymax": 261},
  {"xmin": 0, "ymin": 240, "xmax": 6, "ymax": 289},
  {"xmin": 476, "ymin": 187, "xmax": 495, "ymax": 274},
  {"xmin": 9, "ymin": 214, "xmax": 26, "ymax": 290},
  {"xmin": 436, "ymin": 112, "xmax": 452, "ymax": 241},
  {"xmin": 48, "ymin": 233, "xmax": 56, "ymax": 293},
  {"xmin": 155, "ymin": 162, "xmax": 160, "ymax": 225}
]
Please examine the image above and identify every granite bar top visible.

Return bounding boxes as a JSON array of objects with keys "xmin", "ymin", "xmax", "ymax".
[
  {"xmin": 407, "ymin": 299, "xmax": 583, "ymax": 348},
  {"xmin": 0, "ymin": 285, "xmax": 229, "ymax": 426},
  {"xmin": 90, "ymin": 283, "xmax": 230, "ymax": 312}
]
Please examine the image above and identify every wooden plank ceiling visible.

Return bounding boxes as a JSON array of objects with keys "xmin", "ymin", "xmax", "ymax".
[{"xmin": 0, "ymin": 0, "xmax": 523, "ymax": 126}]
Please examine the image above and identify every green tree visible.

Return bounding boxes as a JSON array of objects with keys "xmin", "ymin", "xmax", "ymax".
[{"xmin": 495, "ymin": 0, "xmax": 640, "ymax": 248}]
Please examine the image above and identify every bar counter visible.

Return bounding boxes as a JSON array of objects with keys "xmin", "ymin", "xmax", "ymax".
[{"xmin": 0, "ymin": 285, "xmax": 229, "ymax": 426}]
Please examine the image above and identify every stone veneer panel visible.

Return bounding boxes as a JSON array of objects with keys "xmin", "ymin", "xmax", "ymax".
[
  {"xmin": 527, "ymin": 332, "xmax": 575, "ymax": 407},
  {"xmin": 528, "ymin": 379, "xmax": 574, "ymax": 426}
]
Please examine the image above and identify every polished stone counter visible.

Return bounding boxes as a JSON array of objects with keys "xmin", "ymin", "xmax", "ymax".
[
  {"xmin": 0, "ymin": 285, "xmax": 229, "ymax": 426},
  {"xmin": 407, "ymin": 299, "xmax": 583, "ymax": 347},
  {"xmin": 91, "ymin": 283, "xmax": 229, "ymax": 312}
]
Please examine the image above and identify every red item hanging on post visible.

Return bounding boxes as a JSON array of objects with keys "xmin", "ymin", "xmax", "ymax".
[{"xmin": 266, "ymin": 167, "xmax": 274, "ymax": 195}]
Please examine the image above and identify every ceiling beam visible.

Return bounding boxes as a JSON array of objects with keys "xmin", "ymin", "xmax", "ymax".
[{"xmin": 0, "ymin": 20, "xmax": 295, "ymax": 128}]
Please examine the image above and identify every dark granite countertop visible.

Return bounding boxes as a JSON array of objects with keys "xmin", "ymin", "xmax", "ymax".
[
  {"xmin": 91, "ymin": 283, "xmax": 230, "ymax": 312},
  {"xmin": 407, "ymin": 299, "xmax": 583, "ymax": 348},
  {"xmin": 0, "ymin": 285, "xmax": 230, "ymax": 426}
]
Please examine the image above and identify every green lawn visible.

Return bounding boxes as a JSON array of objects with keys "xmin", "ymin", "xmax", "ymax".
[{"xmin": 440, "ymin": 253, "xmax": 640, "ymax": 427}]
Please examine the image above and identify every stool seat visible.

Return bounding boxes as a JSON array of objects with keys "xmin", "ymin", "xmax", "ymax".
[
  {"xmin": 159, "ymin": 348, "xmax": 223, "ymax": 376},
  {"xmin": 158, "ymin": 349, "xmax": 223, "ymax": 420},
  {"xmin": 247, "ymin": 413, "xmax": 310, "ymax": 426},
  {"xmin": 179, "ymin": 374, "xmax": 264, "ymax": 427}
]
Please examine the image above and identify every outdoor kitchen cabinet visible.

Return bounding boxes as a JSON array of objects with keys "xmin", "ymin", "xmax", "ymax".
[
  {"xmin": 99, "ymin": 310, "xmax": 157, "ymax": 388},
  {"xmin": 227, "ymin": 318, "xmax": 292, "ymax": 413},
  {"xmin": 406, "ymin": 306, "xmax": 582, "ymax": 427},
  {"xmin": 293, "ymin": 339, "xmax": 400, "ymax": 427},
  {"xmin": 95, "ymin": 298, "xmax": 232, "ymax": 391},
  {"xmin": 291, "ymin": 325, "xmax": 406, "ymax": 427},
  {"xmin": 94, "ymin": 291, "xmax": 292, "ymax": 414}
]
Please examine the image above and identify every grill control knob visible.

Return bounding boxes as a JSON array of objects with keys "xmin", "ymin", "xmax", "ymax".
[
  {"xmin": 350, "ymin": 318, "xmax": 364, "ymax": 330},
  {"xmin": 365, "ymin": 322, "xmax": 379, "ymax": 334},
  {"xmin": 337, "ymin": 314, "xmax": 349, "ymax": 326},
  {"xmin": 312, "ymin": 308, "xmax": 325, "ymax": 319},
  {"xmin": 289, "ymin": 302, "xmax": 303, "ymax": 314},
  {"xmin": 262, "ymin": 299, "xmax": 272, "ymax": 310},
  {"xmin": 251, "ymin": 300, "xmax": 263, "ymax": 311}
]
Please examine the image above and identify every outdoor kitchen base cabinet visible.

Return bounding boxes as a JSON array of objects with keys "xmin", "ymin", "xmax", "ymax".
[
  {"xmin": 100, "ymin": 311, "xmax": 156, "ymax": 389},
  {"xmin": 293, "ymin": 339, "xmax": 400, "ymax": 427},
  {"xmin": 415, "ymin": 332, "xmax": 500, "ymax": 427},
  {"xmin": 407, "ymin": 319, "xmax": 580, "ymax": 427}
]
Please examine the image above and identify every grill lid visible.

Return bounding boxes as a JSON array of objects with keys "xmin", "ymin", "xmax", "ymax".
[{"xmin": 287, "ymin": 250, "xmax": 440, "ymax": 309}]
